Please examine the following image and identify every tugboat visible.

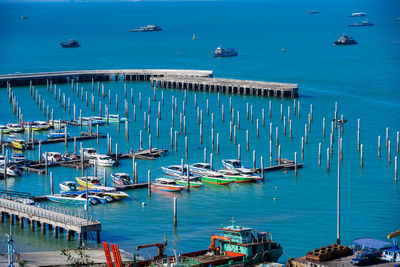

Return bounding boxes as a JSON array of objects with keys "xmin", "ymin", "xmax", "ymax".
[
  {"xmin": 348, "ymin": 19, "xmax": 374, "ymax": 27},
  {"xmin": 334, "ymin": 34, "xmax": 357, "ymax": 45},
  {"xmin": 213, "ymin": 46, "xmax": 238, "ymax": 57},
  {"xmin": 60, "ymin": 39, "xmax": 80, "ymax": 48},
  {"xmin": 129, "ymin": 25, "xmax": 162, "ymax": 32},
  {"xmin": 135, "ymin": 219, "xmax": 283, "ymax": 266}
]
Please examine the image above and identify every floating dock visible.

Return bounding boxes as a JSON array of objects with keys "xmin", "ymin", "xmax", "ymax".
[
  {"xmin": 0, "ymin": 196, "xmax": 101, "ymax": 245},
  {"xmin": 150, "ymin": 76, "xmax": 298, "ymax": 98},
  {"xmin": 0, "ymin": 69, "xmax": 213, "ymax": 87}
]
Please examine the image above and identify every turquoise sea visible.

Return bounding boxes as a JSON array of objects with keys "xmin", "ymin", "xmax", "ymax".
[{"xmin": 0, "ymin": 0, "xmax": 399, "ymax": 263}]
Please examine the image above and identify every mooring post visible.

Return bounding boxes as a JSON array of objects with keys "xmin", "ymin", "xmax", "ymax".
[
  {"xmin": 395, "ymin": 156, "xmax": 398, "ymax": 182},
  {"xmin": 210, "ymin": 153, "xmax": 213, "ymax": 171},
  {"xmin": 185, "ymin": 137, "xmax": 188, "ymax": 159},
  {"xmin": 378, "ymin": 136, "xmax": 381, "ymax": 158},
  {"xmin": 388, "ymin": 140, "xmax": 391, "ymax": 164},
  {"xmin": 238, "ymin": 144, "xmax": 241, "ymax": 160},
  {"xmin": 50, "ymin": 172, "xmax": 54, "ymax": 194},
  {"xmin": 174, "ymin": 197, "xmax": 177, "ymax": 227},
  {"xmin": 45, "ymin": 152, "xmax": 48, "ymax": 175},
  {"xmin": 361, "ymin": 144, "xmax": 364, "ymax": 167},
  {"xmin": 327, "ymin": 148, "xmax": 330, "ymax": 172},
  {"xmin": 38, "ymin": 141, "xmax": 42, "ymax": 164},
  {"xmin": 269, "ymin": 100, "xmax": 271, "ymax": 117},
  {"xmin": 246, "ymin": 130, "xmax": 249, "ymax": 150},
  {"xmin": 260, "ymin": 156, "xmax": 264, "ymax": 181},
  {"xmin": 295, "ymin": 152, "xmax": 298, "ymax": 175},
  {"xmin": 301, "ymin": 137, "xmax": 304, "ymax": 160},
  {"xmin": 148, "ymin": 170, "xmax": 151, "ymax": 196},
  {"xmin": 64, "ymin": 126, "xmax": 68, "ymax": 146},
  {"xmin": 234, "ymin": 125, "xmax": 237, "ymax": 145},
  {"xmin": 222, "ymin": 105, "xmax": 224, "ymax": 122},
  {"xmin": 318, "ymin": 142, "xmax": 322, "ymax": 165},
  {"xmin": 140, "ymin": 130, "xmax": 143, "ymax": 150}
]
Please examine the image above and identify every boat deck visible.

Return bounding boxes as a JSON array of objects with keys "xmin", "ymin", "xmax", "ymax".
[{"xmin": 288, "ymin": 255, "xmax": 397, "ymax": 267}]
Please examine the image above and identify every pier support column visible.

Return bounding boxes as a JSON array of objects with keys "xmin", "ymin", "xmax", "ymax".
[
  {"xmin": 19, "ymin": 217, "xmax": 24, "ymax": 228},
  {"xmin": 66, "ymin": 230, "xmax": 72, "ymax": 241},
  {"xmin": 0, "ymin": 212, "xmax": 3, "ymax": 222},
  {"xmin": 54, "ymin": 226, "xmax": 58, "ymax": 238},
  {"xmin": 83, "ymin": 232, "xmax": 87, "ymax": 240},
  {"xmin": 97, "ymin": 231, "xmax": 101, "ymax": 243},
  {"xmin": 41, "ymin": 223, "xmax": 46, "ymax": 234},
  {"xmin": 78, "ymin": 233, "xmax": 83, "ymax": 246},
  {"xmin": 30, "ymin": 220, "xmax": 35, "ymax": 231},
  {"xmin": 10, "ymin": 214, "xmax": 14, "ymax": 225}
]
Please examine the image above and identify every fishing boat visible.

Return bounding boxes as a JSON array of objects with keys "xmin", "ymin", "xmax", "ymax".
[
  {"xmin": 0, "ymin": 165, "xmax": 23, "ymax": 177},
  {"xmin": 140, "ymin": 219, "xmax": 283, "ymax": 266},
  {"xmin": 46, "ymin": 192, "xmax": 98, "ymax": 205},
  {"xmin": 334, "ymin": 34, "xmax": 357, "ymax": 45},
  {"xmin": 6, "ymin": 123, "xmax": 24, "ymax": 133},
  {"xmin": 151, "ymin": 178, "xmax": 186, "ymax": 192},
  {"xmin": 129, "ymin": 25, "xmax": 162, "ymax": 32},
  {"xmin": 174, "ymin": 176, "xmax": 203, "ymax": 188},
  {"xmin": 83, "ymin": 148, "xmax": 97, "ymax": 159},
  {"xmin": 59, "ymin": 181, "xmax": 79, "ymax": 192},
  {"xmin": 42, "ymin": 152, "xmax": 64, "ymax": 163},
  {"xmin": 222, "ymin": 159, "xmax": 256, "ymax": 174},
  {"xmin": 0, "ymin": 125, "xmax": 12, "ymax": 134},
  {"xmin": 89, "ymin": 154, "xmax": 115, "ymax": 167},
  {"xmin": 201, "ymin": 171, "xmax": 234, "ymax": 185},
  {"xmin": 188, "ymin": 162, "xmax": 212, "ymax": 174},
  {"xmin": 60, "ymin": 39, "xmax": 80, "ymax": 48},
  {"xmin": 348, "ymin": 19, "xmax": 374, "ymax": 27},
  {"xmin": 348, "ymin": 12, "xmax": 366, "ymax": 17},
  {"xmin": 111, "ymin": 173, "xmax": 134, "ymax": 186},
  {"xmin": 47, "ymin": 131, "xmax": 68, "ymax": 139},
  {"xmin": 218, "ymin": 169, "xmax": 260, "ymax": 183},
  {"xmin": 10, "ymin": 139, "xmax": 27, "ymax": 150},
  {"xmin": 213, "ymin": 46, "xmax": 238, "ymax": 57}
]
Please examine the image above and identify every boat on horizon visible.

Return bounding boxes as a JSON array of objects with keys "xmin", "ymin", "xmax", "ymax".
[
  {"xmin": 129, "ymin": 25, "xmax": 162, "ymax": 32},
  {"xmin": 60, "ymin": 39, "xmax": 80, "ymax": 48},
  {"xmin": 213, "ymin": 46, "xmax": 238, "ymax": 57},
  {"xmin": 348, "ymin": 19, "xmax": 374, "ymax": 27},
  {"xmin": 348, "ymin": 12, "xmax": 366, "ymax": 17},
  {"xmin": 334, "ymin": 34, "xmax": 357, "ymax": 45}
]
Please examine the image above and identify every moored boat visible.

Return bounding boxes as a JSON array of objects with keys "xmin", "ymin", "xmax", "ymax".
[
  {"xmin": 129, "ymin": 25, "xmax": 162, "ymax": 32},
  {"xmin": 89, "ymin": 154, "xmax": 115, "ymax": 167},
  {"xmin": 83, "ymin": 148, "xmax": 97, "ymax": 159},
  {"xmin": 161, "ymin": 165, "xmax": 190, "ymax": 177},
  {"xmin": 0, "ymin": 125, "xmax": 12, "ymax": 134},
  {"xmin": 105, "ymin": 114, "xmax": 127, "ymax": 123},
  {"xmin": 201, "ymin": 171, "xmax": 234, "ymax": 185},
  {"xmin": 0, "ymin": 165, "xmax": 23, "ymax": 177},
  {"xmin": 334, "ymin": 34, "xmax": 357, "ymax": 45},
  {"xmin": 10, "ymin": 153, "xmax": 25, "ymax": 165},
  {"xmin": 111, "ymin": 173, "xmax": 134, "ymax": 186},
  {"xmin": 222, "ymin": 159, "xmax": 256, "ymax": 174},
  {"xmin": 218, "ymin": 169, "xmax": 260, "ymax": 183},
  {"xmin": 174, "ymin": 176, "xmax": 203, "ymax": 188},
  {"xmin": 10, "ymin": 139, "xmax": 27, "ymax": 150},
  {"xmin": 75, "ymin": 176, "xmax": 102, "ymax": 188},
  {"xmin": 6, "ymin": 123, "xmax": 24, "ymax": 133},
  {"xmin": 42, "ymin": 152, "xmax": 64, "ymax": 163},
  {"xmin": 188, "ymin": 162, "xmax": 211, "ymax": 175},
  {"xmin": 48, "ymin": 131, "xmax": 69, "ymax": 139},
  {"xmin": 46, "ymin": 192, "xmax": 98, "ymax": 205},
  {"xmin": 213, "ymin": 46, "xmax": 238, "ymax": 57},
  {"xmin": 151, "ymin": 178, "xmax": 186, "ymax": 192},
  {"xmin": 59, "ymin": 181, "xmax": 79, "ymax": 192}
]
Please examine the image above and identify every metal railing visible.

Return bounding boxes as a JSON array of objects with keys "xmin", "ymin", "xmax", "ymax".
[{"xmin": 0, "ymin": 195, "xmax": 98, "ymax": 227}]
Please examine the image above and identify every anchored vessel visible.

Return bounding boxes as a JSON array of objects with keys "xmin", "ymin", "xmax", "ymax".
[
  {"xmin": 60, "ymin": 39, "xmax": 80, "ymax": 48},
  {"xmin": 334, "ymin": 34, "xmax": 357, "ymax": 45},
  {"xmin": 348, "ymin": 20, "xmax": 374, "ymax": 27},
  {"xmin": 348, "ymin": 12, "xmax": 366, "ymax": 17},
  {"xmin": 213, "ymin": 47, "xmax": 238, "ymax": 57},
  {"xmin": 129, "ymin": 25, "xmax": 162, "ymax": 32}
]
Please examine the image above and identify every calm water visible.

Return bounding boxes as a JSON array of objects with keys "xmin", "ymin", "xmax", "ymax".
[{"xmin": 0, "ymin": 0, "xmax": 399, "ymax": 263}]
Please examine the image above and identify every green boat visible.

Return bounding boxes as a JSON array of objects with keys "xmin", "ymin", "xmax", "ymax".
[
  {"xmin": 201, "ymin": 171, "xmax": 233, "ymax": 185},
  {"xmin": 218, "ymin": 169, "xmax": 260, "ymax": 183},
  {"xmin": 175, "ymin": 177, "xmax": 203, "ymax": 188}
]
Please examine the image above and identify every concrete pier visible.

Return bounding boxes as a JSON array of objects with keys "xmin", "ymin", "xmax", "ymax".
[{"xmin": 151, "ymin": 76, "xmax": 298, "ymax": 98}]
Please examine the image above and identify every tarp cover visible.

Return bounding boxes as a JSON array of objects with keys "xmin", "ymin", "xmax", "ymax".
[{"xmin": 352, "ymin": 237, "xmax": 391, "ymax": 250}]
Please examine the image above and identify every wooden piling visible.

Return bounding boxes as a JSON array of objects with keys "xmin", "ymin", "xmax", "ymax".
[
  {"xmin": 360, "ymin": 144, "xmax": 363, "ymax": 167},
  {"xmin": 301, "ymin": 137, "xmax": 304, "ymax": 159},
  {"xmin": 204, "ymin": 147, "xmax": 207, "ymax": 163},
  {"xmin": 327, "ymin": 148, "xmax": 330, "ymax": 172},
  {"xmin": 174, "ymin": 197, "xmax": 177, "ymax": 227},
  {"xmin": 50, "ymin": 172, "xmax": 54, "ymax": 194},
  {"xmin": 294, "ymin": 152, "xmax": 298, "ymax": 175},
  {"xmin": 217, "ymin": 133, "xmax": 220, "ymax": 154},
  {"xmin": 175, "ymin": 131, "xmax": 178, "ymax": 152},
  {"xmin": 185, "ymin": 137, "xmax": 188, "ymax": 159},
  {"xmin": 238, "ymin": 144, "xmax": 241, "ymax": 161},
  {"xmin": 357, "ymin": 118, "xmax": 360, "ymax": 151},
  {"xmin": 388, "ymin": 140, "xmax": 391, "ymax": 164},
  {"xmin": 148, "ymin": 170, "xmax": 151, "ymax": 195},
  {"xmin": 260, "ymin": 156, "xmax": 264, "ymax": 181}
]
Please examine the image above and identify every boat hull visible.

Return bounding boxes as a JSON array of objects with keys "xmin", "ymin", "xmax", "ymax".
[
  {"xmin": 151, "ymin": 184, "xmax": 185, "ymax": 192},
  {"xmin": 222, "ymin": 175, "xmax": 258, "ymax": 183},
  {"xmin": 201, "ymin": 176, "xmax": 233, "ymax": 185},
  {"xmin": 175, "ymin": 180, "xmax": 203, "ymax": 188}
]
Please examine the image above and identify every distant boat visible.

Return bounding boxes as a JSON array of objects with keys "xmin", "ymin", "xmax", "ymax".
[
  {"xmin": 60, "ymin": 39, "xmax": 80, "ymax": 48},
  {"xmin": 334, "ymin": 34, "xmax": 357, "ymax": 45},
  {"xmin": 192, "ymin": 33, "xmax": 196, "ymax": 40},
  {"xmin": 348, "ymin": 19, "xmax": 374, "ymax": 27},
  {"xmin": 213, "ymin": 46, "xmax": 238, "ymax": 57},
  {"xmin": 348, "ymin": 12, "xmax": 366, "ymax": 17},
  {"xmin": 305, "ymin": 10, "xmax": 319, "ymax": 14},
  {"xmin": 21, "ymin": 16, "xmax": 28, "ymax": 20},
  {"xmin": 129, "ymin": 25, "xmax": 162, "ymax": 32}
]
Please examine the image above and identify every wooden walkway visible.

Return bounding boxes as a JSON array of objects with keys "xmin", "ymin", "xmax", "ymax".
[
  {"xmin": 0, "ymin": 69, "xmax": 213, "ymax": 87},
  {"xmin": 150, "ymin": 76, "xmax": 298, "ymax": 98},
  {"xmin": 0, "ymin": 196, "xmax": 101, "ymax": 245}
]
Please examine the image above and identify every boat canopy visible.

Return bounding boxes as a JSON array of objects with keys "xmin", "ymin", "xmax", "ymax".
[{"xmin": 352, "ymin": 237, "xmax": 392, "ymax": 250}]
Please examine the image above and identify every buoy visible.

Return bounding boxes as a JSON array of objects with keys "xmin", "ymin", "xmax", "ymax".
[
  {"xmin": 275, "ymin": 186, "xmax": 278, "ymax": 190},
  {"xmin": 142, "ymin": 202, "xmax": 146, "ymax": 207},
  {"xmin": 284, "ymin": 170, "xmax": 287, "ymax": 174},
  {"xmin": 281, "ymin": 48, "xmax": 285, "ymax": 52},
  {"xmin": 273, "ymin": 198, "xmax": 277, "ymax": 201}
]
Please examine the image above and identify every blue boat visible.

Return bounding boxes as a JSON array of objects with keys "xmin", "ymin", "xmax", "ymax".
[
  {"xmin": 48, "ymin": 131, "xmax": 69, "ymax": 139},
  {"xmin": 213, "ymin": 46, "xmax": 238, "ymax": 57},
  {"xmin": 46, "ymin": 192, "xmax": 99, "ymax": 205},
  {"xmin": 60, "ymin": 39, "xmax": 80, "ymax": 48},
  {"xmin": 381, "ymin": 230, "xmax": 400, "ymax": 263},
  {"xmin": 351, "ymin": 237, "xmax": 392, "ymax": 266}
]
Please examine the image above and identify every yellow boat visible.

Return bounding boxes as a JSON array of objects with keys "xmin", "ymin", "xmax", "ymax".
[
  {"xmin": 76, "ymin": 176, "xmax": 129, "ymax": 200},
  {"xmin": 0, "ymin": 127, "xmax": 12, "ymax": 134},
  {"xmin": 11, "ymin": 139, "xmax": 27, "ymax": 150},
  {"xmin": 25, "ymin": 121, "xmax": 51, "ymax": 131},
  {"xmin": 75, "ymin": 176, "xmax": 102, "ymax": 188}
]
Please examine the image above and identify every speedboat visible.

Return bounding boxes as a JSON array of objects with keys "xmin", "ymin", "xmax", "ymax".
[
  {"xmin": 75, "ymin": 176, "xmax": 102, "ymax": 188},
  {"xmin": 161, "ymin": 165, "xmax": 190, "ymax": 177},
  {"xmin": 348, "ymin": 12, "xmax": 366, "ymax": 17},
  {"xmin": 0, "ymin": 125, "xmax": 12, "ymax": 134},
  {"xmin": 105, "ymin": 114, "xmax": 127, "ymax": 123},
  {"xmin": 348, "ymin": 19, "xmax": 374, "ymax": 27},
  {"xmin": 89, "ymin": 154, "xmax": 115, "ymax": 167},
  {"xmin": 0, "ymin": 165, "xmax": 23, "ymax": 177},
  {"xmin": 222, "ymin": 159, "xmax": 255, "ymax": 175},
  {"xmin": 86, "ymin": 190, "xmax": 113, "ymax": 203},
  {"xmin": 174, "ymin": 176, "xmax": 203, "ymax": 188},
  {"xmin": 129, "ymin": 25, "xmax": 162, "ymax": 32},
  {"xmin": 151, "ymin": 178, "xmax": 186, "ymax": 192},
  {"xmin": 47, "ymin": 131, "xmax": 68, "ymax": 139},
  {"xmin": 91, "ymin": 187, "xmax": 129, "ymax": 200},
  {"xmin": 188, "ymin": 162, "xmax": 212, "ymax": 175},
  {"xmin": 80, "ymin": 117, "xmax": 105, "ymax": 125},
  {"xmin": 59, "ymin": 181, "xmax": 79, "ymax": 192},
  {"xmin": 60, "ymin": 39, "xmax": 80, "ymax": 48},
  {"xmin": 10, "ymin": 153, "xmax": 25, "ymax": 165},
  {"xmin": 213, "ymin": 46, "xmax": 238, "ymax": 57},
  {"xmin": 10, "ymin": 139, "xmax": 27, "ymax": 150},
  {"xmin": 42, "ymin": 152, "xmax": 64, "ymax": 163},
  {"xmin": 334, "ymin": 34, "xmax": 357, "ymax": 45},
  {"xmin": 218, "ymin": 169, "xmax": 260, "ymax": 183},
  {"xmin": 46, "ymin": 192, "xmax": 99, "ymax": 205},
  {"xmin": 30, "ymin": 121, "xmax": 51, "ymax": 131},
  {"xmin": 6, "ymin": 123, "xmax": 24, "ymax": 133},
  {"xmin": 83, "ymin": 148, "xmax": 97, "ymax": 159},
  {"xmin": 111, "ymin": 173, "xmax": 134, "ymax": 186},
  {"xmin": 201, "ymin": 171, "xmax": 233, "ymax": 185}
]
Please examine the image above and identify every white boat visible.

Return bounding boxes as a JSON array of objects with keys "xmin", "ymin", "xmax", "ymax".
[
  {"xmin": 6, "ymin": 123, "xmax": 24, "ymax": 133},
  {"xmin": 89, "ymin": 154, "xmax": 115, "ymax": 167},
  {"xmin": 48, "ymin": 131, "xmax": 68, "ymax": 139},
  {"xmin": 213, "ymin": 46, "xmax": 238, "ymax": 57},
  {"xmin": 83, "ymin": 148, "xmax": 97, "ymax": 159},
  {"xmin": 10, "ymin": 153, "xmax": 25, "ymax": 165},
  {"xmin": 222, "ymin": 159, "xmax": 255, "ymax": 174},
  {"xmin": 111, "ymin": 173, "xmax": 134, "ymax": 186},
  {"xmin": 106, "ymin": 114, "xmax": 127, "ymax": 123},
  {"xmin": 188, "ymin": 162, "xmax": 211, "ymax": 174},
  {"xmin": 349, "ymin": 12, "xmax": 366, "ymax": 17},
  {"xmin": 151, "ymin": 178, "xmax": 186, "ymax": 192},
  {"xmin": 42, "ymin": 152, "xmax": 64, "ymax": 163},
  {"xmin": 217, "ymin": 169, "xmax": 260, "ymax": 183},
  {"xmin": 59, "ymin": 181, "xmax": 79, "ymax": 191},
  {"xmin": 0, "ymin": 165, "xmax": 23, "ymax": 176},
  {"xmin": 46, "ymin": 192, "xmax": 99, "ymax": 205}
]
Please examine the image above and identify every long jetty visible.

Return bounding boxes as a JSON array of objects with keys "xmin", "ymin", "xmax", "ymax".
[
  {"xmin": 0, "ymin": 195, "xmax": 101, "ymax": 245},
  {"xmin": 0, "ymin": 69, "xmax": 213, "ymax": 87},
  {"xmin": 150, "ymin": 76, "xmax": 298, "ymax": 98}
]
